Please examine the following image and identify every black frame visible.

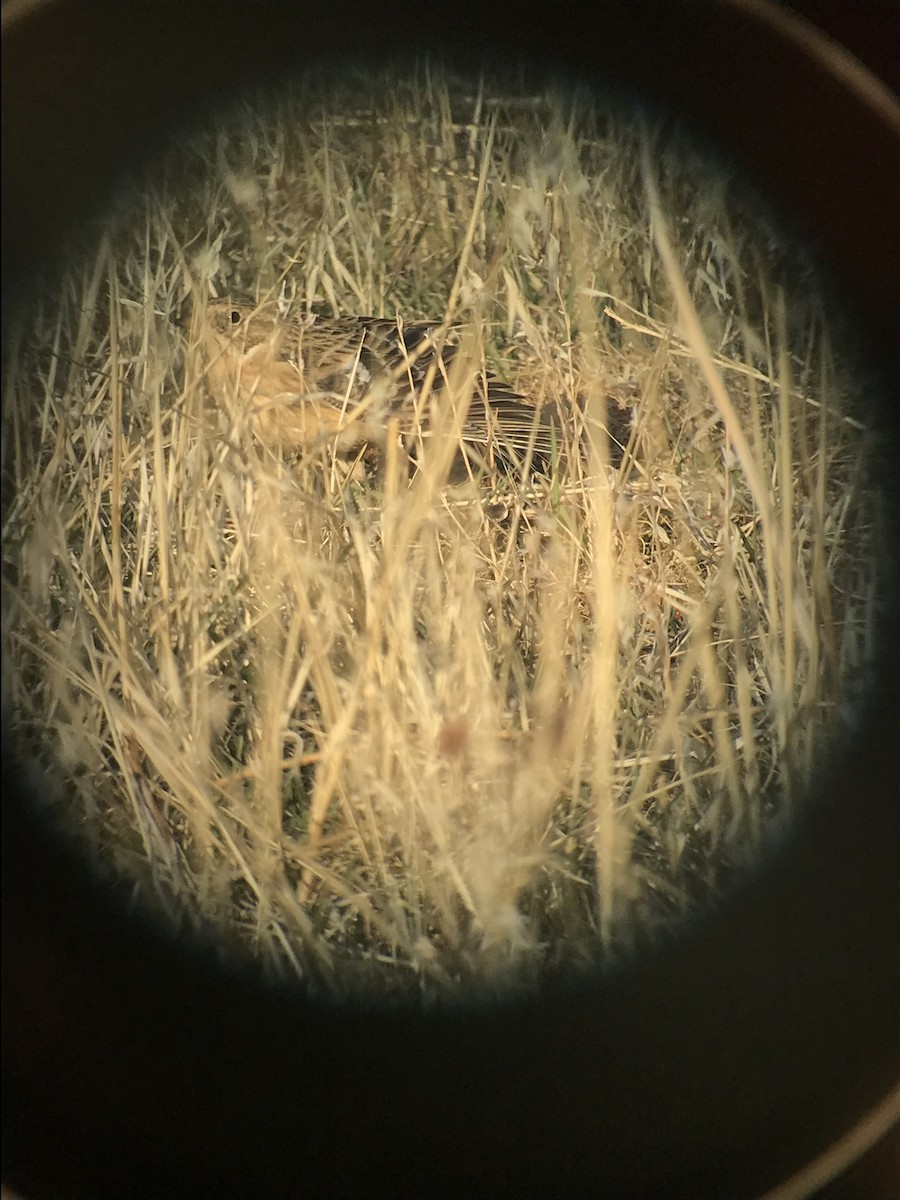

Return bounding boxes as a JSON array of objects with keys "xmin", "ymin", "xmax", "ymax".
[{"xmin": 3, "ymin": 2, "xmax": 898, "ymax": 1196}]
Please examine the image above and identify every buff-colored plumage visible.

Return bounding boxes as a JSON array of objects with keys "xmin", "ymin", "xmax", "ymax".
[{"xmin": 191, "ymin": 299, "xmax": 563, "ymax": 471}]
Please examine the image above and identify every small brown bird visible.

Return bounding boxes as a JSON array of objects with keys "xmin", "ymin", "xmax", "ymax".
[{"xmin": 190, "ymin": 299, "xmax": 564, "ymax": 473}]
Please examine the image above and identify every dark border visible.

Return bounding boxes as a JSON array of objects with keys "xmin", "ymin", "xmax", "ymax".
[{"xmin": 3, "ymin": 3, "xmax": 899, "ymax": 1196}]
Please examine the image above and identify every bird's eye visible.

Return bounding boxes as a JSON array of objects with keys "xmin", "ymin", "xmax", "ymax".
[{"xmin": 229, "ymin": 309, "xmax": 242, "ymax": 325}]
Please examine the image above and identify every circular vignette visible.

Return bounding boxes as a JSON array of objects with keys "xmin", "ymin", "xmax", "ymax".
[{"xmin": 2, "ymin": 3, "xmax": 899, "ymax": 1199}]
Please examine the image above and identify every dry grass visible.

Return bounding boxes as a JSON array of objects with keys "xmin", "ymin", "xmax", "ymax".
[{"xmin": 1, "ymin": 69, "xmax": 887, "ymax": 1002}]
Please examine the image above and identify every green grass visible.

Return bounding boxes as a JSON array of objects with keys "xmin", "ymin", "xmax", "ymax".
[{"xmin": 0, "ymin": 67, "xmax": 887, "ymax": 1002}]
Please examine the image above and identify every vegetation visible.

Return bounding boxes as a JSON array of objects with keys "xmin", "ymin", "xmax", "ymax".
[{"xmin": 1, "ymin": 69, "xmax": 886, "ymax": 1002}]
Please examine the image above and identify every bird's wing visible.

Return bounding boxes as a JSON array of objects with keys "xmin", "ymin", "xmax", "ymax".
[
  {"xmin": 289, "ymin": 317, "xmax": 446, "ymax": 395},
  {"xmin": 471, "ymin": 381, "xmax": 565, "ymax": 464}
]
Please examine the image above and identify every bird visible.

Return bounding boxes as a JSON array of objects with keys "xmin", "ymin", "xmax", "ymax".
[{"xmin": 189, "ymin": 299, "xmax": 566, "ymax": 474}]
